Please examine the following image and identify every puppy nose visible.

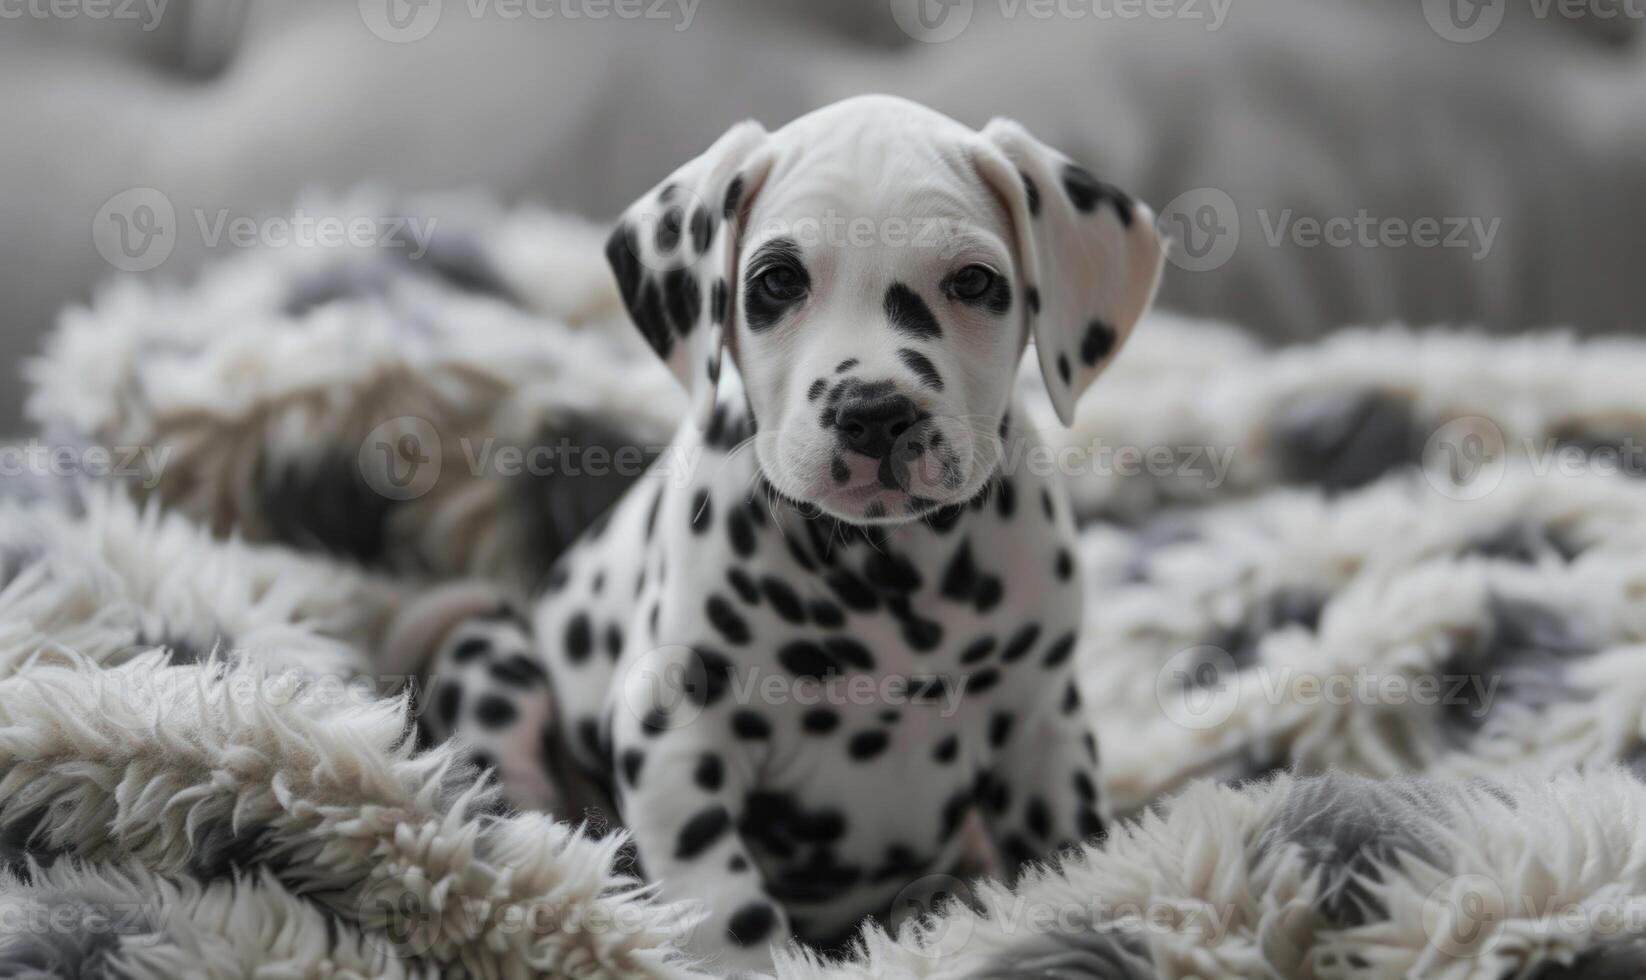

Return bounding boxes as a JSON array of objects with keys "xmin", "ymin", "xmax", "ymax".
[{"xmin": 835, "ymin": 393, "xmax": 919, "ymax": 458}]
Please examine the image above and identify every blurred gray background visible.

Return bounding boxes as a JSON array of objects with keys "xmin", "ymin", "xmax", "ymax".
[{"xmin": 3, "ymin": 0, "xmax": 1644, "ymax": 433}]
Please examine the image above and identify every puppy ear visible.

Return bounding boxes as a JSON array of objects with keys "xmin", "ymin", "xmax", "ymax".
[
  {"xmin": 605, "ymin": 121, "xmax": 774, "ymax": 427},
  {"xmin": 973, "ymin": 118, "xmax": 1164, "ymax": 425}
]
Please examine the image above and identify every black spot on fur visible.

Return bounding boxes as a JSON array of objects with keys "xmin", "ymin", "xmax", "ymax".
[
  {"xmin": 475, "ymin": 695, "xmax": 518, "ymax": 729},
  {"xmin": 849, "ymin": 730, "xmax": 890, "ymax": 760},
  {"xmin": 967, "ymin": 668, "xmax": 1001, "ymax": 695},
  {"xmin": 1020, "ymin": 170, "xmax": 1042, "ymax": 218},
  {"xmin": 732, "ymin": 711, "xmax": 771, "ymax": 739},
  {"xmin": 565, "ymin": 613, "xmax": 594, "ymax": 663},
  {"xmin": 710, "ymin": 278, "xmax": 729, "ymax": 325},
  {"xmin": 779, "ymin": 641, "xmax": 840, "ymax": 680},
  {"xmin": 761, "ymin": 577, "xmax": 806, "ymax": 624},
  {"xmin": 621, "ymin": 748, "xmax": 645, "ymax": 787},
  {"xmin": 727, "ymin": 901, "xmax": 777, "ymax": 947},
  {"xmin": 435, "ymin": 682, "xmax": 462, "ymax": 729},
  {"xmin": 1062, "ymin": 683, "xmax": 1082, "ymax": 714},
  {"xmin": 989, "ymin": 713, "xmax": 1014, "ymax": 748},
  {"xmin": 1043, "ymin": 632, "xmax": 1077, "ymax": 667},
  {"xmin": 1081, "ymin": 320, "xmax": 1117, "ymax": 366},
  {"xmin": 1055, "ymin": 549, "xmax": 1074, "ymax": 581},
  {"xmin": 655, "ymin": 206, "xmax": 684, "ymax": 254},
  {"xmin": 488, "ymin": 654, "xmax": 547, "ymax": 686},
  {"xmin": 824, "ymin": 638, "xmax": 875, "ymax": 671},
  {"xmin": 808, "ymin": 599, "xmax": 845, "ymax": 628},
  {"xmin": 676, "ymin": 806, "xmax": 731, "ymax": 859},
  {"xmin": 1057, "ymin": 353, "xmax": 1072, "ymax": 386},
  {"xmin": 684, "ymin": 649, "xmax": 737, "ymax": 708},
  {"xmin": 689, "ymin": 489, "xmax": 713, "ymax": 534},
  {"xmin": 825, "ymin": 569, "xmax": 880, "ymax": 612},
  {"xmin": 694, "ymin": 753, "xmax": 723, "ymax": 791},
  {"xmin": 897, "ymin": 348, "xmax": 945, "ymax": 391},
  {"xmin": 902, "ymin": 615, "xmax": 944, "ymax": 652},
  {"xmin": 727, "ymin": 510, "xmax": 756, "ymax": 558},
  {"xmin": 960, "ymin": 636, "xmax": 997, "ymax": 665},
  {"xmin": 803, "ymin": 707, "xmax": 840, "ymax": 734},
  {"xmin": 1026, "ymin": 798, "xmax": 1052, "ymax": 840},
  {"xmin": 452, "ymin": 637, "xmax": 490, "ymax": 663},
  {"xmin": 864, "ymin": 550, "xmax": 922, "ymax": 595},
  {"xmin": 884, "ymin": 282, "xmax": 942, "ymax": 339},
  {"xmin": 1026, "ymin": 286, "xmax": 1042, "ymax": 315},
  {"xmin": 1061, "ymin": 163, "xmax": 1135, "ymax": 225},
  {"xmin": 690, "ymin": 207, "xmax": 713, "ymax": 253},
  {"xmin": 661, "ymin": 267, "xmax": 700, "ymax": 338},
  {"xmin": 934, "ymin": 734, "xmax": 959, "ymax": 763},
  {"xmin": 836, "ymin": 358, "xmax": 859, "ymax": 373},
  {"xmin": 1002, "ymin": 624, "xmax": 1041, "ymax": 663},
  {"xmin": 723, "ymin": 175, "xmax": 745, "ymax": 218},
  {"xmin": 728, "ymin": 567, "xmax": 760, "ymax": 604}
]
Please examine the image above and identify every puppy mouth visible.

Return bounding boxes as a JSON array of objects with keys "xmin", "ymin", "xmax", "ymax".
[{"xmin": 815, "ymin": 441, "xmax": 970, "ymax": 521}]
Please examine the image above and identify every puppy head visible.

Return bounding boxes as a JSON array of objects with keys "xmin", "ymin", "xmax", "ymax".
[{"xmin": 606, "ymin": 95, "xmax": 1163, "ymax": 525}]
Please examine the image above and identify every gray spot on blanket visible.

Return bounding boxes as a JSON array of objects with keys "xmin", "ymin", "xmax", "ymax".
[
  {"xmin": 133, "ymin": 629, "xmax": 232, "ymax": 667},
  {"xmin": 284, "ymin": 260, "xmax": 399, "ymax": 318},
  {"xmin": 1553, "ymin": 432, "xmax": 1646, "ymax": 480},
  {"xmin": 284, "ymin": 233, "xmax": 518, "ymax": 318},
  {"xmin": 1274, "ymin": 389, "xmax": 1419, "ymax": 491},
  {"xmin": 518, "ymin": 420, "xmax": 657, "ymax": 586},
  {"xmin": 0, "ymin": 893, "xmax": 154, "ymax": 980},
  {"xmin": 256, "ymin": 452, "xmax": 398, "ymax": 566},
  {"xmin": 1260, "ymin": 774, "xmax": 1461, "ymax": 927},
  {"xmin": 0, "ymin": 809, "xmax": 58, "ymax": 877},
  {"xmin": 1205, "ymin": 588, "xmax": 1324, "ymax": 672},
  {"xmin": 401, "ymin": 232, "xmax": 519, "ymax": 305},
  {"xmin": 967, "ymin": 926, "xmax": 1154, "ymax": 980},
  {"xmin": 188, "ymin": 825, "xmax": 282, "ymax": 881},
  {"xmin": 1526, "ymin": 942, "xmax": 1646, "ymax": 980},
  {"xmin": 1440, "ymin": 595, "xmax": 1593, "ymax": 738},
  {"xmin": 0, "ymin": 543, "xmax": 46, "ymax": 593},
  {"xmin": 1461, "ymin": 523, "xmax": 1579, "ymax": 565}
]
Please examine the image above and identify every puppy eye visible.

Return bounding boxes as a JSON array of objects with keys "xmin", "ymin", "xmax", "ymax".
[
  {"xmin": 947, "ymin": 265, "xmax": 998, "ymax": 303},
  {"xmin": 757, "ymin": 266, "xmax": 808, "ymax": 303}
]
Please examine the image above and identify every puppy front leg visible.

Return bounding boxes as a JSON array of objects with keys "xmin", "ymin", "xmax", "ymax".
[
  {"xmin": 979, "ymin": 673, "xmax": 1107, "ymax": 876},
  {"xmin": 610, "ymin": 717, "xmax": 789, "ymax": 973}
]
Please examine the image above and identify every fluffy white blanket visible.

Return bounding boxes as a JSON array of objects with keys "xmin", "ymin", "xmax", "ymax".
[{"xmin": 9, "ymin": 198, "xmax": 1646, "ymax": 978}]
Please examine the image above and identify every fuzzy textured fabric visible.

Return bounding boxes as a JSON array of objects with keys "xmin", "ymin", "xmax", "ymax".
[
  {"xmin": 26, "ymin": 190, "xmax": 680, "ymax": 592},
  {"xmin": 16, "ymin": 199, "xmax": 1646, "ymax": 978}
]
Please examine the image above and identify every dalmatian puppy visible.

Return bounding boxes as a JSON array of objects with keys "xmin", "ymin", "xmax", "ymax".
[{"xmin": 403, "ymin": 95, "xmax": 1162, "ymax": 972}]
